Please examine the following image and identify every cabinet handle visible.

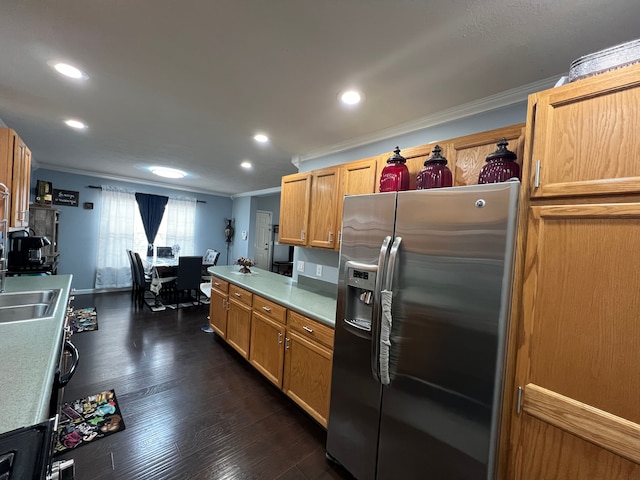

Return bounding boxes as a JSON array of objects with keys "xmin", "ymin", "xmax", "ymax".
[
  {"xmin": 338, "ymin": 231, "xmax": 342, "ymax": 244},
  {"xmin": 262, "ymin": 306, "xmax": 271, "ymax": 312},
  {"xmin": 278, "ymin": 332, "xmax": 282, "ymax": 345},
  {"xmin": 214, "ymin": 282, "xmax": 221, "ymax": 287},
  {"xmin": 285, "ymin": 337, "xmax": 290, "ymax": 350},
  {"xmin": 301, "ymin": 230, "xmax": 305, "ymax": 241},
  {"xmin": 303, "ymin": 325, "xmax": 314, "ymax": 334},
  {"xmin": 534, "ymin": 160, "xmax": 541, "ymax": 188},
  {"xmin": 235, "ymin": 292, "xmax": 242, "ymax": 297},
  {"xmin": 328, "ymin": 231, "xmax": 333, "ymax": 242}
]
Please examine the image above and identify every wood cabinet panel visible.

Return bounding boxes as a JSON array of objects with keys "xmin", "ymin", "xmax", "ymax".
[
  {"xmin": 530, "ymin": 63, "xmax": 640, "ymax": 198},
  {"xmin": 279, "ymin": 172, "xmax": 311, "ymax": 245},
  {"xmin": 249, "ymin": 311, "xmax": 285, "ymax": 388},
  {"xmin": 229, "ymin": 284, "xmax": 253, "ymax": 308},
  {"xmin": 211, "ymin": 277, "xmax": 229, "ymax": 294},
  {"xmin": 209, "ymin": 288, "xmax": 228, "ymax": 338},
  {"xmin": 288, "ymin": 310, "xmax": 334, "ymax": 349},
  {"xmin": 283, "ymin": 329, "xmax": 333, "ymax": 427},
  {"xmin": 308, "ymin": 167, "xmax": 340, "ymax": 249},
  {"xmin": 253, "ymin": 295, "xmax": 286, "ymax": 325},
  {"xmin": 0, "ymin": 128, "xmax": 31, "ymax": 228},
  {"xmin": 226, "ymin": 298, "xmax": 252, "ymax": 359},
  {"xmin": 450, "ymin": 124, "xmax": 525, "ymax": 187}
]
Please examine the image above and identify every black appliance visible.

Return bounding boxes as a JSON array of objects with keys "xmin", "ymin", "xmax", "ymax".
[{"xmin": 7, "ymin": 231, "xmax": 52, "ymax": 272}]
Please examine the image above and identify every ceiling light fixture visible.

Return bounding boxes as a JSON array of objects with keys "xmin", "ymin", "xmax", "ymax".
[
  {"xmin": 340, "ymin": 90, "xmax": 363, "ymax": 106},
  {"xmin": 149, "ymin": 166, "xmax": 186, "ymax": 179},
  {"xmin": 51, "ymin": 62, "xmax": 89, "ymax": 80},
  {"xmin": 254, "ymin": 134, "xmax": 269, "ymax": 143},
  {"xmin": 241, "ymin": 161, "xmax": 252, "ymax": 169},
  {"xmin": 64, "ymin": 119, "xmax": 88, "ymax": 129}
]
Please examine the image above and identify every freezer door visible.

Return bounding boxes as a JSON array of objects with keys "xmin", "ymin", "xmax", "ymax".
[
  {"xmin": 376, "ymin": 182, "xmax": 519, "ymax": 480},
  {"xmin": 326, "ymin": 192, "xmax": 396, "ymax": 480}
]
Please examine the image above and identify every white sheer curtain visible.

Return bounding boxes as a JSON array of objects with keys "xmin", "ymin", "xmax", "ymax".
[
  {"xmin": 95, "ymin": 186, "xmax": 136, "ymax": 288},
  {"xmin": 164, "ymin": 196, "xmax": 196, "ymax": 256}
]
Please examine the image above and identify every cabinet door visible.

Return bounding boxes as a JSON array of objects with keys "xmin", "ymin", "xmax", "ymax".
[
  {"xmin": 283, "ymin": 329, "xmax": 333, "ymax": 427},
  {"xmin": 335, "ymin": 157, "xmax": 378, "ymax": 251},
  {"xmin": 530, "ymin": 64, "xmax": 640, "ymax": 199},
  {"xmin": 226, "ymin": 299, "xmax": 252, "ymax": 359},
  {"xmin": 249, "ymin": 311, "xmax": 285, "ymax": 388},
  {"xmin": 12, "ymin": 138, "xmax": 31, "ymax": 228},
  {"xmin": 511, "ymin": 203, "xmax": 640, "ymax": 479},
  {"xmin": 209, "ymin": 288, "xmax": 228, "ymax": 338},
  {"xmin": 308, "ymin": 167, "xmax": 340, "ymax": 249},
  {"xmin": 279, "ymin": 172, "xmax": 311, "ymax": 245},
  {"xmin": 451, "ymin": 124, "xmax": 525, "ymax": 187}
]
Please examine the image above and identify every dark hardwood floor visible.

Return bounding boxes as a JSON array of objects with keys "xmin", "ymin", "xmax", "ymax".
[{"xmin": 60, "ymin": 291, "xmax": 351, "ymax": 480}]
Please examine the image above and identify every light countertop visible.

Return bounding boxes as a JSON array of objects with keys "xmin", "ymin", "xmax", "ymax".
[
  {"xmin": 0, "ymin": 274, "xmax": 73, "ymax": 434},
  {"xmin": 208, "ymin": 266, "xmax": 337, "ymax": 327}
]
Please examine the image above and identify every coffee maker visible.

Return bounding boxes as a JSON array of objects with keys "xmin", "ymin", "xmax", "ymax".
[{"xmin": 8, "ymin": 230, "xmax": 52, "ymax": 271}]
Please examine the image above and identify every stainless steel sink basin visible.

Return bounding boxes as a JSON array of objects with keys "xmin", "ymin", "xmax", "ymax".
[
  {"xmin": 0, "ymin": 303, "xmax": 53, "ymax": 322},
  {"xmin": 0, "ymin": 289, "xmax": 60, "ymax": 308},
  {"xmin": 0, "ymin": 289, "xmax": 61, "ymax": 322}
]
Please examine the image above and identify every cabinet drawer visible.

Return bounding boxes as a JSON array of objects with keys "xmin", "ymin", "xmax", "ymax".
[
  {"xmin": 229, "ymin": 284, "xmax": 253, "ymax": 307},
  {"xmin": 287, "ymin": 310, "xmax": 334, "ymax": 350},
  {"xmin": 253, "ymin": 295, "xmax": 286, "ymax": 325},
  {"xmin": 211, "ymin": 276, "xmax": 229, "ymax": 294}
]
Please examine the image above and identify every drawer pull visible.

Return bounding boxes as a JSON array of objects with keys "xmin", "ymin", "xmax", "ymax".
[
  {"xmin": 235, "ymin": 292, "xmax": 242, "ymax": 297},
  {"xmin": 214, "ymin": 282, "xmax": 221, "ymax": 287},
  {"xmin": 262, "ymin": 306, "xmax": 271, "ymax": 312},
  {"xmin": 303, "ymin": 326, "xmax": 314, "ymax": 334}
]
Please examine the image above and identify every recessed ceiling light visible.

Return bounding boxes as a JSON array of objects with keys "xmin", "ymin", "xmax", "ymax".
[
  {"xmin": 51, "ymin": 62, "xmax": 89, "ymax": 80},
  {"xmin": 149, "ymin": 166, "xmax": 186, "ymax": 179},
  {"xmin": 254, "ymin": 134, "xmax": 269, "ymax": 143},
  {"xmin": 241, "ymin": 161, "xmax": 252, "ymax": 169},
  {"xmin": 65, "ymin": 119, "xmax": 88, "ymax": 129},
  {"xmin": 340, "ymin": 90, "xmax": 363, "ymax": 106}
]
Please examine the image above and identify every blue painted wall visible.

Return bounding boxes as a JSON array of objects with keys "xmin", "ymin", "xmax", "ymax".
[{"xmin": 29, "ymin": 168, "xmax": 232, "ymax": 291}]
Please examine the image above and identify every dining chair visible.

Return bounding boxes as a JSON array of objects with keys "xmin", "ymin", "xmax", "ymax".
[
  {"xmin": 201, "ymin": 248, "xmax": 220, "ymax": 282},
  {"xmin": 126, "ymin": 250, "xmax": 137, "ymax": 301},
  {"xmin": 174, "ymin": 256, "xmax": 204, "ymax": 309},
  {"xmin": 132, "ymin": 252, "xmax": 153, "ymax": 308}
]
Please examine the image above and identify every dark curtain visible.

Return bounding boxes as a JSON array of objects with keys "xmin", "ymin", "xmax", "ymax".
[{"xmin": 135, "ymin": 193, "xmax": 169, "ymax": 256}]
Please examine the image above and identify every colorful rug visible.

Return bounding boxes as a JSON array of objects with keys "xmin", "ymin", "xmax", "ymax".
[
  {"xmin": 68, "ymin": 307, "xmax": 98, "ymax": 333},
  {"xmin": 53, "ymin": 390, "xmax": 126, "ymax": 455}
]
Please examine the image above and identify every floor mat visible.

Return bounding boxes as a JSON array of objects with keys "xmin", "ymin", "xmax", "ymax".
[
  {"xmin": 54, "ymin": 390, "xmax": 125, "ymax": 455},
  {"xmin": 68, "ymin": 307, "xmax": 98, "ymax": 333}
]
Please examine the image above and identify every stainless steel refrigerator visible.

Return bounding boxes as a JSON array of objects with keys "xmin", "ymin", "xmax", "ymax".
[{"xmin": 326, "ymin": 182, "xmax": 520, "ymax": 480}]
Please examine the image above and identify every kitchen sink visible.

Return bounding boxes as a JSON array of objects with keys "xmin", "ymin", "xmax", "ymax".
[{"xmin": 0, "ymin": 289, "xmax": 61, "ymax": 322}]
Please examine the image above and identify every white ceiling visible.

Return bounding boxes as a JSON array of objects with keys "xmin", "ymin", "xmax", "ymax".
[{"xmin": 1, "ymin": 1, "xmax": 639, "ymax": 196}]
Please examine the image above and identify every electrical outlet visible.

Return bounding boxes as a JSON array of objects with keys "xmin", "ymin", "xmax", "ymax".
[
  {"xmin": 297, "ymin": 261, "xmax": 304, "ymax": 272},
  {"xmin": 316, "ymin": 265, "xmax": 323, "ymax": 276}
]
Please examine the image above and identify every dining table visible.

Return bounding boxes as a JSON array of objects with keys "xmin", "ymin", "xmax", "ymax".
[{"xmin": 143, "ymin": 256, "xmax": 178, "ymax": 304}]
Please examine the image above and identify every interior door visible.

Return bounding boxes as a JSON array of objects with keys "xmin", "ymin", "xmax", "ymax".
[{"xmin": 254, "ymin": 210, "xmax": 272, "ymax": 269}]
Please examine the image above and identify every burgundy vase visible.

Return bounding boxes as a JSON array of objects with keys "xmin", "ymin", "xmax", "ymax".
[
  {"xmin": 416, "ymin": 145, "xmax": 452, "ymax": 189},
  {"xmin": 379, "ymin": 146, "xmax": 410, "ymax": 192},
  {"xmin": 478, "ymin": 138, "xmax": 520, "ymax": 184}
]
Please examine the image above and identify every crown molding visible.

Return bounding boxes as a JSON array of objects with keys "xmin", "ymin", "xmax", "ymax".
[
  {"xmin": 293, "ymin": 75, "xmax": 560, "ymax": 164},
  {"xmin": 231, "ymin": 186, "xmax": 281, "ymax": 199},
  {"xmin": 35, "ymin": 163, "xmax": 232, "ymax": 198}
]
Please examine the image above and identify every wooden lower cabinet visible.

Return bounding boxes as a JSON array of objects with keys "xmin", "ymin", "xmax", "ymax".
[
  {"xmin": 209, "ymin": 288, "xmax": 228, "ymax": 337},
  {"xmin": 249, "ymin": 311, "xmax": 285, "ymax": 387},
  {"xmin": 226, "ymin": 298, "xmax": 252, "ymax": 358}
]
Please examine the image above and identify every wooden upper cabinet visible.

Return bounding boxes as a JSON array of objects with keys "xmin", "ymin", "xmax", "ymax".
[
  {"xmin": 450, "ymin": 123, "xmax": 525, "ymax": 187},
  {"xmin": 0, "ymin": 128, "xmax": 31, "ymax": 228},
  {"xmin": 335, "ymin": 156, "xmax": 378, "ymax": 250},
  {"xmin": 308, "ymin": 167, "xmax": 340, "ymax": 249},
  {"xmin": 376, "ymin": 143, "xmax": 450, "ymax": 192},
  {"xmin": 529, "ymin": 63, "xmax": 640, "ymax": 199},
  {"xmin": 279, "ymin": 172, "xmax": 311, "ymax": 245}
]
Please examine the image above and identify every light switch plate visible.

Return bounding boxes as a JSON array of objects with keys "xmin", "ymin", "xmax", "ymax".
[
  {"xmin": 297, "ymin": 261, "xmax": 304, "ymax": 272},
  {"xmin": 316, "ymin": 265, "xmax": 323, "ymax": 276}
]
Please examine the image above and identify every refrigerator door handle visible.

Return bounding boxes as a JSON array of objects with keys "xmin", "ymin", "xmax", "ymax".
[
  {"xmin": 369, "ymin": 235, "xmax": 392, "ymax": 383},
  {"xmin": 378, "ymin": 237, "xmax": 401, "ymax": 385},
  {"xmin": 384, "ymin": 236, "xmax": 402, "ymax": 292}
]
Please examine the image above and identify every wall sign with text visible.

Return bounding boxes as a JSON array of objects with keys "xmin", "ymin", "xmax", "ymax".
[{"xmin": 53, "ymin": 189, "xmax": 79, "ymax": 207}]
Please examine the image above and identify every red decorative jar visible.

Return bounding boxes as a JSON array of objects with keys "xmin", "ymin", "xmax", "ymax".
[
  {"xmin": 416, "ymin": 145, "xmax": 452, "ymax": 189},
  {"xmin": 379, "ymin": 147, "xmax": 410, "ymax": 192},
  {"xmin": 478, "ymin": 137, "xmax": 520, "ymax": 184}
]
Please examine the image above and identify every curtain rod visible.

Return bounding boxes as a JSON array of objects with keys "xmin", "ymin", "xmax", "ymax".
[{"xmin": 86, "ymin": 185, "xmax": 206, "ymax": 203}]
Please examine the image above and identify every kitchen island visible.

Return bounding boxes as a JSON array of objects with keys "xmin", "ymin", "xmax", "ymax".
[
  {"xmin": 0, "ymin": 274, "xmax": 73, "ymax": 434},
  {"xmin": 207, "ymin": 266, "xmax": 336, "ymax": 427}
]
